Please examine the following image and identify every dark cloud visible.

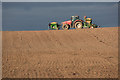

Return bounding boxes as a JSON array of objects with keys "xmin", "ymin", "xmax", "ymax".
[{"xmin": 2, "ymin": 2, "xmax": 118, "ymax": 31}]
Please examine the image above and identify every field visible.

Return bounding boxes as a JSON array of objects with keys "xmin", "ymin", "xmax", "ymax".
[{"xmin": 2, "ymin": 27, "xmax": 118, "ymax": 78}]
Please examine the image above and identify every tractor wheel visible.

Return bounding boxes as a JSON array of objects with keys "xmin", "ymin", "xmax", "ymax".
[
  {"xmin": 62, "ymin": 24, "xmax": 70, "ymax": 30},
  {"xmin": 75, "ymin": 22, "xmax": 83, "ymax": 29}
]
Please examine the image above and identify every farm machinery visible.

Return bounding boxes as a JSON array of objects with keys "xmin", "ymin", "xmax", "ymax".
[
  {"xmin": 48, "ymin": 16, "xmax": 100, "ymax": 30},
  {"xmin": 48, "ymin": 22, "xmax": 60, "ymax": 30}
]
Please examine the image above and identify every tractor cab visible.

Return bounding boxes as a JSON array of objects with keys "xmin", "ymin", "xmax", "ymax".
[
  {"xmin": 71, "ymin": 16, "xmax": 79, "ymax": 22},
  {"xmin": 71, "ymin": 16, "xmax": 80, "ymax": 26}
]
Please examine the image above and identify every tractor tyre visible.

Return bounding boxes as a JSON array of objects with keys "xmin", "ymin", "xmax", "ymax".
[
  {"xmin": 75, "ymin": 22, "xmax": 83, "ymax": 29},
  {"xmin": 62, "ymin": 24, "xmax": 70, "ymax": 30}
]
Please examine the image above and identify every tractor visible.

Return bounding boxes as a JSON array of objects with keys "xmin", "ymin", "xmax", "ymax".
[
  {"xmin": 62, "ymin": 16, "xmax": 83, "ymax": 30},
  {"xmin": 48, "ymin": 22, "xmax": 60, "ymax": 30},
  {"xmin": 61, "ymin": 16, "xmax": 99, "ymax": 30}
]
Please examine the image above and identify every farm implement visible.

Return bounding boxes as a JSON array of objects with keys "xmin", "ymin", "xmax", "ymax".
[
  {"xmin": 48, "ymin": 22, "xmax": 60, "ymax": 30},
  {"xmin": 48, "ymin": 16, "xmax": 100, "ymax": 30}
]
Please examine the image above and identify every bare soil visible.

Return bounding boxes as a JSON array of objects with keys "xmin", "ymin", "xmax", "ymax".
[{"xmin": 2, "ymin": 27, "xmax": 118, "ymax": 78}]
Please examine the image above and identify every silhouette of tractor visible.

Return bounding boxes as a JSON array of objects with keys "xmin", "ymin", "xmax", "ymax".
[{"xmin": 61, "ymin": 16, "xmax": 99, "ymax": 30}]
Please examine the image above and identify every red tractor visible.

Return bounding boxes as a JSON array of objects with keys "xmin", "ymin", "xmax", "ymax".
[
  {"xmin": 61, "ymin": 16, "xmax": 99, "ymax": 30},
  {"xmin": 61, "ymin": 16, "xmax": 84, "ymax": 30}
]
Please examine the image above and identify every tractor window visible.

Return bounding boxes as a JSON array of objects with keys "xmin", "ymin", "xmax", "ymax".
[
  {"xmin": 71, "ymin": 17, "xmax": 74, "ymax": 21},
  {"xmin": 71, "ymin": 16, "xmax": 79, "ymax": 22}
]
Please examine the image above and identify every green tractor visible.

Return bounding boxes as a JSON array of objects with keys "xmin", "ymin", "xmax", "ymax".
[{"xmin": 48, "ymin": 22, "xmax": 60, "ymax": 30}]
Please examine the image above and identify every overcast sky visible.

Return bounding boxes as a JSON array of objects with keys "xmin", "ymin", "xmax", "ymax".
[
  {"xmin": 0, "ymin": 2, "xmax": 1, "ymax": 31},
  {"xmin": 2, "ymin": 2, "xmax": 118, "ymax": 31}
]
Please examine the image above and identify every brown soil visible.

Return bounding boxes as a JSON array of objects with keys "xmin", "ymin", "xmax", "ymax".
[{"xmin": 2, "ymin": 27, "xmax": 118, "ymax": 78}]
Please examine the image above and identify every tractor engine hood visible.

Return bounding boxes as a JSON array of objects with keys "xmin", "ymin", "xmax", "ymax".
[{"xmin": 62, "ymin": 20, "xmax": 72, "ymax": 25}]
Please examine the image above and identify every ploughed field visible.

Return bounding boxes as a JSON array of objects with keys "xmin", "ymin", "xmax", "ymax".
[{"xmin": 2, "ymin": 27, "xmax": 118, "ymax": 78}]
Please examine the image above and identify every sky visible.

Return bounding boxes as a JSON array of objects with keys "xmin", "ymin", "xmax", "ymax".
[
  {"xmin": 0, "ymin": 2, "xmax": 1, "ymax": 31},
  {"xmin": 2, "ymin": 0, "xmax": 120, "ymax": 2},
  {"xmin": 2, "ymin": 2, "xmax": 118, "ymax": 31}
]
